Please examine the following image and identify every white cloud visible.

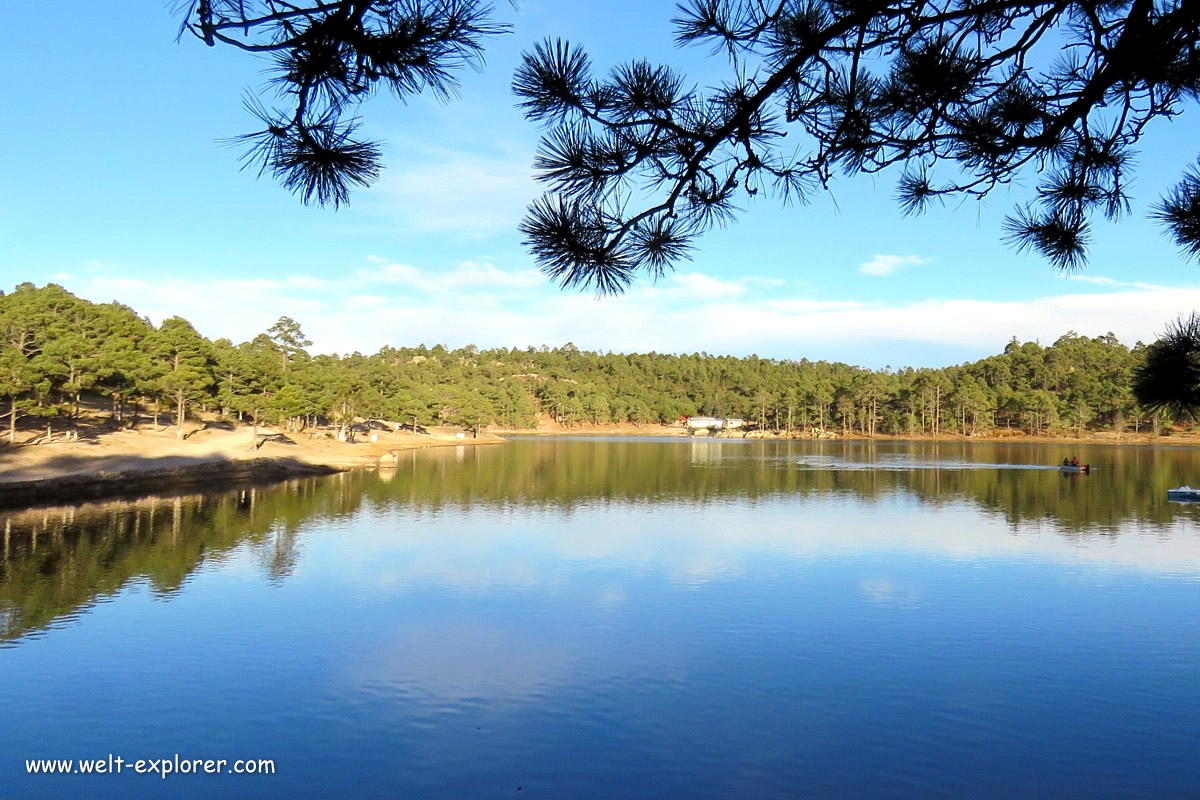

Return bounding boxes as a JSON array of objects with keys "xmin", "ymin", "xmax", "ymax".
[
  {"xmin": 1068, "ymin": 274, "xmax": 1169, "ymax": 291},
  {"xmin": 639, "ymin": 272, "xmax": 749, "ymax": 301},
  {"xmin": 363, "ymin": 143, "xmax": 537, "ymax": 237},
  {"xmin": 860, "ymin": 253, "xmax": 927, "ymax": 276},
  {"xmin": 668, "ymin": 272, "xmax": 747, "ymax": 299},
  {"xmin": 313, "ymin": 488, "xmax": 1200, "ymax": 600},
  {"xmin": 61, "ymin": 262, "xmax": 1200, "ymax": 366},
  {"xmin": 307, "ymin": 283, "xmax": 1198, "ymax": 360},
  {"xmin": 348, "ymin": 294, "xmax": 389, "ymax": 308},
  {"xmin": 763, "ymin": 299, "xmax": 865, "ymax": 313},
  {"xmin": 84, "ymin": 275, "xmax": 328, "ymax": 341},
  {"xmin": 637, "ymin": 273, "xmax": 789, "ymax": 303},
  {"xmin": 360, "ymin": 262, "xmax": 422, "ymax": 286},
  {"xmin": 355, "ymin": 259, "xmax": 544, "ymax": 294},
  {"xmin": 444, "ymin": 260, "xmax": 544, "ymax": 291}
]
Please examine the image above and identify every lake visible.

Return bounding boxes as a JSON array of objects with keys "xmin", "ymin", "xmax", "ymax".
[{"xmin": 2, "ymin": 437, "xmax": 1200, "ymax": 798}]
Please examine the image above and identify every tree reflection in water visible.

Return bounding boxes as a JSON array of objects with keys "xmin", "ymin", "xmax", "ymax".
[{"xmin": 3, "ymin": 439, "xmax": 1199, "ymax": 644}]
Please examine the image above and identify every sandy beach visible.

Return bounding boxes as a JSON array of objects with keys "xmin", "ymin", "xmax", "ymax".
[{"xmin": 0, "ymin": 424, "xmax": 504, "ymax": 509}]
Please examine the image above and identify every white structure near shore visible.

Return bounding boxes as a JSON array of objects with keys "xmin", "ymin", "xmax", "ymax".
[{"xmin": 685, "ymin": 417, "xmax": 746, "ymax": 431}]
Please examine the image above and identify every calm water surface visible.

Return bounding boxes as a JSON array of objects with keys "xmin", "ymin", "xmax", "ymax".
[{"xmin": 2, "ymin": 438, "xmax": 1200, "ymax": 798}]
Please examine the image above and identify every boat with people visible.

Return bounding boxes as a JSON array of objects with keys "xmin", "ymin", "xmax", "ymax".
[
  {"xmin": 1167, "ymin": 486, "xmax": 1200, "ymax": 501},
  {"xmin": 1058, "ymin": 457, "xmax": 1090, "ymax": 474}
]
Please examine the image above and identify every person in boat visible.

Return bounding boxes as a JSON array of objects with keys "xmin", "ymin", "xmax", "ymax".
[
  {"xmin": 1062, "ymin": 458, "xmax": 1071, "ymax": 467},
  {"xmin": 1070, "ymin": 456, "xmax": 1080, "ymax": 467}
]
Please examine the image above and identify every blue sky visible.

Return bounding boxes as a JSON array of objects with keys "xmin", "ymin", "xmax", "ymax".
[{"xmin": 2, "ymin": 1, "xmax": 1199, "ymax": 368}]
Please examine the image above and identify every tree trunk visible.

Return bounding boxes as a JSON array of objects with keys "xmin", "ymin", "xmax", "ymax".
[
  {"xmin": 7, "ymin": 397, "xmax": 16, "ymax": 445},
  {"xmin": 934, "ymin": 386, "xmax": 940, "ymax": 437},
  {"xmin": 176, "ymin": 396, "xmax": 186, "ymax": 440}
]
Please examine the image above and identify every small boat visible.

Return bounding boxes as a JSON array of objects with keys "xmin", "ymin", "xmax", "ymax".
[
  {"xmin": 1167, "ymin": 486, "xmax": 1200, "ymax": 501},
  {"xmin": 1059, "ymin": 464, "xmax": 1091, "ymax": 474}
]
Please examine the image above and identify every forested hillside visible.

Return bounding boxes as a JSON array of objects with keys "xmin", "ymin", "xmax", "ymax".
[{"xmin": 0, "ymin": 283, "xmax": 1165, "ymax": 442}]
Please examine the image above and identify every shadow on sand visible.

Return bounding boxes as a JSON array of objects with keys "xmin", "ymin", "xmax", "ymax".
[{"xmin": 0, "ymin": 452, "xmax": 340, "ymax": 512}]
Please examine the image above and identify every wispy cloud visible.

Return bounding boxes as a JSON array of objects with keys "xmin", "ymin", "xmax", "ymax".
[
  {"xmin": 860, "ymin": 253, "xmax": 927, "ymax": 276},
  {"xmin": 635, "ymin": 272, "xmax": 788, "ymax": 302},
  {"xmin": 362, "ymin": 142, "xmax": 537, "ymax": 237},
  {"xmin": 763, "ymin": 299, "xmax": 864, "ymax": 313},
  {"xmin": 1068, "ymin": 274, "xmax": 1170, "ymax": 291},
  {"xmin": 355, "ymin": 259, "xmax": 544, "ymax": 294}
]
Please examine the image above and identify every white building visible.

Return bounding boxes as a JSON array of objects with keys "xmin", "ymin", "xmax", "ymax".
[{"xmin": 686, "ymin": 417, "xmax": 747, "ymax": 430}]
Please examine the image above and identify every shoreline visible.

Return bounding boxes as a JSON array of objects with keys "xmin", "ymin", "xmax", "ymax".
[
  {"xmin": 4, "ymin": 423, "xmax": 1198, "ymax": 512},
  {"xmin": 0, "ymin": 426, "xmax": 504, "ymax": 511},
  {"xmin": 0, "ymin": 457, "xmax": 342, "ymax": 510},
  {"xmin": 490, "ymin": 424, "xmax": 1193, "ymax": 446}
]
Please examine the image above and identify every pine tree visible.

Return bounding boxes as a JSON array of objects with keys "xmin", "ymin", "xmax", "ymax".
[{"xmin": 150, "ymin": 317, "xmax": 215, "ymax": 439}]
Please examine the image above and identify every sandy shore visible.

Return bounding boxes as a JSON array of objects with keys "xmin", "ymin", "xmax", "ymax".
[
  {"xmin": 2, "ymin": 418, "xmax": 1195, "ymax": 511},
  {"xmin": 0, "ymin": 425, "xmax": 504, "ymax": 509},
  {"xmin": 497, "ymin": 423, "xmax": 687, "ymax": 437}
]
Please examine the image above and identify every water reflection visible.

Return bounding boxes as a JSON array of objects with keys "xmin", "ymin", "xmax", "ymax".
[
  {"xmin": 3, "ymin": 439, "xmax": 1200, "ymax": 799},
  {"xmin": 3, "ymin": 439, "xmax": 1200, "ymax": 647},
  {"xmin": 0, "ymin": 485, "xmax": 317, "ymax": 644},
  {"xmin": 376, "ymin": 437, "xmax": 1200, "ymax": 533}
]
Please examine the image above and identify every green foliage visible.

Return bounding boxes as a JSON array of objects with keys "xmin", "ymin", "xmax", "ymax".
[
  {"xmin": 515, "ymin": 0, "xmax": 1200, "ymax": 289},
  {"xmin": 1133, "ymin": 313, "xmax": 1200, "ymax": 420},
  {"xmin": 215, "ymin": 335, "xmax": 283, "ymax": 427},
  {"xmin": 266, "ymin": 317, "xmax": 312, "ymax": 373},
  {"xmin": 181, "ymin": 2, "xmax": 1200, "ymax": 284},
  {"xmin": 0, "ymin": 284, "xmax": 1174, "ymax": 440},
  {"xmin": 150, "ymin": 317, "xmax": 215, "ymax": 438},
  {"xmin": 177, "ymin": 0, "xmax": 509, "ymax": 208}
]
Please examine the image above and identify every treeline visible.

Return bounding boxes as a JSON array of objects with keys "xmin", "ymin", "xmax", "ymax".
[{"xmin": 0, "ymin": 282, "xmax": 1165, "ymax": 443}]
